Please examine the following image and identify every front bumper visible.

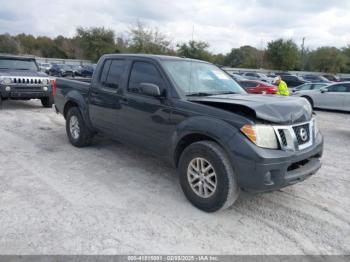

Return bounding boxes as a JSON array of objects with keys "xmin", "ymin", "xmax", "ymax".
[
  {"xmin": 0, "ymin": 85, "xmax": 51, "ymax": 99},
  {"xmin": 227, "ymin": 131, "xmax": 323, "ymax": 192}
]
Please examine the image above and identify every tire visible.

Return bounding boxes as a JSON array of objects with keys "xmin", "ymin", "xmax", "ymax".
[
  {"xmin": 178, "ymin": 141, "xmax": 239, "ymax": 212},
  {"xmin": 303, "ymin": 96, "xmax": 314, "ymax": 109},
  {"xmin": 41, "ymin": 95, "xmax": 54, "ymax": 108},
  {"xmin": 66, "ymin": 107, "xmax": 93, "ymax": 147}
]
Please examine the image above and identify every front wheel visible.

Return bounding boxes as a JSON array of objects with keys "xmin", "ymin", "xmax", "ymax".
[
  {"xmin": 41, "ymin": 96, "xmax": 54, "ymax": 108},
  {"xmin": 178, "ymin": 141, "xmax": 239, "ymax": 212},
  {"xmin": 66, "ymin": 107, "xmax": 94, "ymax": 147}
]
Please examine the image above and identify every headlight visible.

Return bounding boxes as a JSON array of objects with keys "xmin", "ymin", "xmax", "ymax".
[
  {"xmin": 0, "ymin": 77, "xmax": 12, "ymax": 85},
  {"xmin": 42, "ymin": 79, "xmax": 49, "ymax": 85},
  {"xmin": 241, "ymin": 124, "xmax": 278, "ymax": 149}
]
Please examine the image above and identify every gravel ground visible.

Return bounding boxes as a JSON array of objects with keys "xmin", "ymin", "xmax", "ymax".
[{"xmin": 0, "ymin": 99, "xmax": 349, "ymax": 255}]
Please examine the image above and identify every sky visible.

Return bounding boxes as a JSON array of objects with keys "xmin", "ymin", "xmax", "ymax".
[{"xmin": 1, "ymin": 0, "xmax": 350, "ymax": 54}]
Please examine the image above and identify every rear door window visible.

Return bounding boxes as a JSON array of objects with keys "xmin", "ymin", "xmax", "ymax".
[{"xmin": 102, "ymin": 60, "xmax": 127, "ymax": 89}]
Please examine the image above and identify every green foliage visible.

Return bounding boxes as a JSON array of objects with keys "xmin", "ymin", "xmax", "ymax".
[
  {"xmin": 1, "ymin": 25, "xmax": 350, "ymax": 73},
  {"xmin": 176, "ymin": 41, "xmax": 212, "ymax": 61},
  {"xmin": 224, "ymin": 45, "xmax": 262, "ymax": 68},
  {"xmin": 0, "ymin": 33, "xmax": 20, "ymax": 54},
  {"xmin": 76, "ymin": 27, "xmax": 116, "ymax": 62},
  {"xmin": 128, "ymin": 22, "xmax": 172, "ymax": 54},
  {"xmin": 266, "ymin": 39, "xmax": 300, "ymax": 70},
  {"xmin": 308, "ymin": 47, "xmax": 346, "ymax": 73}
]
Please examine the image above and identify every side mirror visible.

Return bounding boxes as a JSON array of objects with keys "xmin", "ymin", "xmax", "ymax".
[
  {"xmin": 139, "ymin": 83, "xmax": 161, "ymax": 97},
  {"xmin": 320, "ymin": 87, "xmax": 328, "ymax": 93}
]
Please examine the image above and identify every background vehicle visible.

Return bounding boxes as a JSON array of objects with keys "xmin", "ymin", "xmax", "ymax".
[
  {"xmin": 79, "ymin": 64, "xmax": 96, "ymax": 77},
  {"xmin": 54, "ymin": 54, "xmax": 323, "ymax": 212},
  {"xmin": 228, "ymin": 73, "xmax": 247, "ymax": 81},
  {"xmin": 238, "ymin": 80, "xmax": 277, "ymax": 94},
  {"xmin": 322, "ymin": 74, "xmax": 339, "ymax": 82},
  {"xmin": 340, "ymin": 76, "xmax": 350, "ymax": 82},
  {"xmin": 69, "ymin": 64, "xmax": 82, "ymax": 77},
  {"xmin": 0, "ymin": 54, "xmax": 54, "ymax": 107},
  {"xmin": 281, "ymin": 74, "xmax": 309, "ymax": 87},
  {"xmin": 301, "ymin": 75, "xmax": 332, "ymax": 83},
  {"xmin": 293, "ymin": 82, "xmax": 350, "ymax": 111},
  {"xmin": 48, "ymin": 64, "xmax": 74, "ymax": 77},
  {"xmin": 38, "ymin": 62, "xmax": 52, "ymax": 73},
  {"xmin": 292, "ymin": 82, "xmax": 329, "ymax": 93},
  {"xmin": 241, "ymin": 72, "xmax": 273, "ymax": 83}
]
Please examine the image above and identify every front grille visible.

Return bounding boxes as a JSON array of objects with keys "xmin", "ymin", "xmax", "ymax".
[
  {"xmin": 13, "ymin": 86, "xmax": 43, "ymax": 91},
  {"xmin": 293, "ymin": 124, "xmax": 310, "ymax": 145},
  {"xmin": 8, "ymin": 77, "xmax": 49, "ymax": 86},
  {"xmin": 278, "ymin": 129, "xmax": 287, "ymax": 146},
  {"xmin": 274, "ymin": 120, "xmax": 314, "ymax": 151}
]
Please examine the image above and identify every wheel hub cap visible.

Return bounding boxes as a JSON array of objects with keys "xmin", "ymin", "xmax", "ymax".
[
  {"xmin": 69, "ymin": 116, "xmax": 80, "ymax": 139},
  {"xmin": 187, "ymin": 157, "xmax": 217, "ymax": 198}
]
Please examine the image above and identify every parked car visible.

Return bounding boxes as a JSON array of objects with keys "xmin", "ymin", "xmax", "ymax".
[
  {"xmin": 53, "ymin": 54, "xmax": 323, "ymax": 212},
  {"xmin": 79, "ymin": 64, "xmax": 96, "ymax": 77},
  {"xmin": 339, "ymin": 76, "xmax": 350, "ymax": 82},
  {"xmin": 229, "ymin": 73, "xmax": 247, "ymax": 81},
  {"xmin": 281, "ymin": 75, "xmax": 309, "ymax": 87},
  {"xmin": 322, "ymin": 74, "xmax": 339, "ymax": 82},
  {"xmin": 241, "ymin": 72, "xmax": 273, "ymax": 83},
  {"xmin": 69, "ymin": 64, "xmax": 82, "ymax": 77},
  {"xmin": 301, "ymin": 75, "xmax": 332, "ymax": 83},
  {"xmin": 238, "ymin": 80, "xmax": 277, "ymax": 94},
  {"xmin": 38, "ymin": 62, "xmax": 52, "ymax": 73},
  {"xmin": 292, "ymin": 83, "xmax": 329, "ymax": 93},
  {"xmin": 0, "ymin": 54, "xmax": 54, "ymax": 107},
  {"xmin": 48, "ymin": 64, "xmax": 74, "ymax": 77},
  {"xmin": 293, "ymin": 82, "xmax": 350, "ymax": 111}
]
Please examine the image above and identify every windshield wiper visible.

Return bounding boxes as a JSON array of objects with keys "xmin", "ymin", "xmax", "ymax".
[
  {"xmin": 214, "ymin": 91, "xmax": 238, "ymax": 95},
  {"xmin": 16, "ymin": 68, "xmax": 31, "ymax": 70}
]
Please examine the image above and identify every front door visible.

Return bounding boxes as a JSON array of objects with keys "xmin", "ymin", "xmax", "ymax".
[
  {"xmin": 117, "ymin": 61, "xmax": 172, "ymax": 156},
  {"xmin": 314, "ymin": 84, "xmax": 347, "ymax": 110}
]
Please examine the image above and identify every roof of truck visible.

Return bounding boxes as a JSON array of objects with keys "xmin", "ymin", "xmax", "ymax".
[{"xmin": 101, "ymin": 53, "xmax": 209, "ymax": 63}]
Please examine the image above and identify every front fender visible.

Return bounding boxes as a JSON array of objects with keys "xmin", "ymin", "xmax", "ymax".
[{"xmin": 170, "ymin": 116, "xmax": 239, "ymax": 164}]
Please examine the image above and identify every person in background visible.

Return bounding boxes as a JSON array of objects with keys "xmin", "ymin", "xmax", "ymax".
[{"xmin": 274, "ymin": 76, "xmax": 289, "ymax": 96}]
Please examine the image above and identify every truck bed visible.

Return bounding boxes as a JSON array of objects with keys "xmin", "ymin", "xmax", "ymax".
[{"xmin": 54, "ymin": 77, "xmax": 91, "ymax": 115}]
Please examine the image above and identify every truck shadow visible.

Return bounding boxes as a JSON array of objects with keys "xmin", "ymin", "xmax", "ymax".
[{"xmin": 0, "ymin": 100, "xmax": 44, "ymax": 110}]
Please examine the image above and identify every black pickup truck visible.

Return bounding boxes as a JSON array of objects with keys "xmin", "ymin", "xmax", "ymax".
[
  {"xmin": 54, "ymin": 54, "xmax": 323, "ymax": 212},
  {"xmin": 0, "ymin": 54, "xmax": 54, "ymax": 107}
]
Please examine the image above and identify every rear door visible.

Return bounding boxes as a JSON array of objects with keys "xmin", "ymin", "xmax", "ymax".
[
  {"xmin": 88, "ymin": 59, "xmax": 128, "ymax": 135},
  {"xmin": 342, "ymin": 84, "xmax": 350, "ymax": 111},
  {"xmin": 116, "ymin": 60, "xmax": 172, "ymax": 155}
]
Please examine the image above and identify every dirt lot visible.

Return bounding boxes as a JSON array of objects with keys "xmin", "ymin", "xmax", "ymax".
[{"xmin": 0, "ymin": 99, "xmax": 349, "ymax": 255}]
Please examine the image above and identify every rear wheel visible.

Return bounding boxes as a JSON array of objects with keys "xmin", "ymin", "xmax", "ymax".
[
  {"xmin": 66, "ymin": 107, "xmax": 94, "ymax": 147},
  {"xmin": 178, "ymin": 141, "xmax": 239, "ymax": 212}
]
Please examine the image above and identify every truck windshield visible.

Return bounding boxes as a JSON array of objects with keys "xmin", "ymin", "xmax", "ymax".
[
  {"xmin": 163, "ymin": 60, "xmax": 246, "ymax": 96},
  {"xmin": 0, "ymin": 58, "xmax": 39, "ymax": 71}
]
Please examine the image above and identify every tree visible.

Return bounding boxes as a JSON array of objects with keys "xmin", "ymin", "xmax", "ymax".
[
  {"xmin": 76, "ymin": 27, "xmax": 116, "ymax": 62},
  {"xmin": 224, "ymin": 45, "xmax": 261, "ymax": 68},
  {"xmin": 308, "ymin": 47, "xmax": 346, "ymax": 73},
  {"xmin": 0, "ymin": 34, "xmax": 20, "ymax": 54},
  {"xmin": 266, "ymin": 39, "xmax": 300, "ymax": 70},
  {"xmin": 342, "ymin": 45, "xmax": 350, "ymax": 73},
  {"xmin": 128, "ymin": 22, "xmax": 172, "ymax": 54},
  {"xmin": 176, "ymin": 40, "xmax": 212, "ymax": 61}
]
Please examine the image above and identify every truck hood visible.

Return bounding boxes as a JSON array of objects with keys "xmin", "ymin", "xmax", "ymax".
[
  {"xmin": 188, "ymin": 94, "xmax": 312, "ymax": 125},
  {"xmin": 0, "ymin": 70, "xmax": 47, "ymax": 77}
]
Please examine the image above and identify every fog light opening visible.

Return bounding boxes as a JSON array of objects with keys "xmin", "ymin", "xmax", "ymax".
[
  {"xmin": 43, "ymin": 86, "xmax": 48, "ymax": 92},
  {"xmin": 263, "ymin": 172, "xmax": 274, "ymax": 186},
  {"xmin": 5, "ymin": 86, "xmax": 11, "ymax": 92}
]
